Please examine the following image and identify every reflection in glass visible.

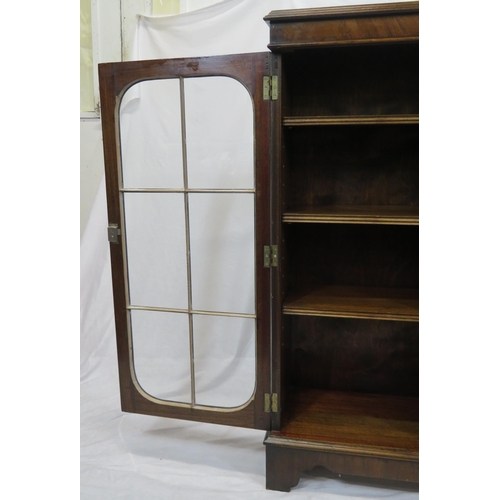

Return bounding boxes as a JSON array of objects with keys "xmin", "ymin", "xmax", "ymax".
[
  {"xmin": 131, "ymin": 310, "xmax": 191, "ymax": 403},
  {"xmin": 120, "ymin": 79, "xmax": 184, "ymax": 188},
  {"xmin": 184, "ymin": 77, "xmax": 254, "ymax": 189},
  {"xmin": 189, "ymin": 193, "xmax": 255, "ymax": 315},
  {"xmin": 124, "ymin": 193, "xmax": 188, "ymax": 309},
  {"xmin": 193, "ymin": 315, "xmax": 255, "ymax": 407}
]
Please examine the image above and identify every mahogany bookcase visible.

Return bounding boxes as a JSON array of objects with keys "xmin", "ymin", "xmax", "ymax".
[{"xmin": 99, "ymin": 2, "xmax": 419, "ymax": 492}]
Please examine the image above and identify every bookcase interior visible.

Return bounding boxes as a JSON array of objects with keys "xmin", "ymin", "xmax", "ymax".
[{"xmin": 276, "ymin": 39, "xmax": 419, "ymax": 458}]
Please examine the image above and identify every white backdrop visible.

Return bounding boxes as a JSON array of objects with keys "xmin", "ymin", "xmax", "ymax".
[
  {"xmin": 119, "ymin": 74, "xmax": 257, "ymax": 408},
  {"xmin": 80, "ymin": 0, "xmax": 419, "ymax": 498}
]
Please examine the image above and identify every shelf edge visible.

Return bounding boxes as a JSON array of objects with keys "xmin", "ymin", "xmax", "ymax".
[
  {"xmin": 264, "ymin": 434, "xmax": 419, "ymax": 462},
  {"xmin": 282, "ymin": 215, "xmax": 419, "ymax": 225},
  {"xmin": 283, "ymin": 115, "xmax": 419, "ymax": 126},
  {"xmin": 282, "ymin": 308, "xmax": 419, "ymax": 322}
]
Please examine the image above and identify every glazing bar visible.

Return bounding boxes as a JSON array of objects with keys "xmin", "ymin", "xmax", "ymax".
[
  {"xmin": 120, "ymin": 188, "xmax": 255, "ymax": 193},
  {"xmin": 127, "ymin": 304, "xmax": 256, "ymax": 319},
  {"xmin": 179, "ymin": 76, "xmax": 196, "ymax": 408}
]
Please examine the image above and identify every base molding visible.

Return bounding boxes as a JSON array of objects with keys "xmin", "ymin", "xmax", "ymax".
[{"xmin": 264, "ymin": 433, "xmax": 418, "ymax": 492}]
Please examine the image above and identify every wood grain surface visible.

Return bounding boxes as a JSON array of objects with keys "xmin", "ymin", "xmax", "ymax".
[
  {"xmin": 275, "ymin": 388, "xmax": 418, "ymax": 454},
  {"xmin": 283, "ymin": 204, "xmax": 419, "ymax": 225},
  {"xmin": 283, "ymin": 285, "xmax": 418, "ymax": 321},
  {"xmin": 283, "ymin": 115, "xmax": 419, "ymax": 126}
]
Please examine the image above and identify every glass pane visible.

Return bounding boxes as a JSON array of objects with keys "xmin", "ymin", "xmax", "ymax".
[
  {"xmin": 124, "ymin": 193, "xmax": 188, "ymax": 310},
  {"xmin": 184, "ymin": 77, "xmax": 254, "ymax": 189},
  {"xmin": 120, "ymin": 79, "xmax": 184, "ymax": 188},
  {"xmin": 131, "ymin": 310, "xmax": 191, "ymax": 403},
  {"xmin": 193, "ymin": 315, "xmax": 255, "ymax": 408},
  {"xmin": 189, "ymin": 193, "xmax": 255, "ymax": 315},
  {"xmin": 118, "ymin": 72, "xmax": 259, "ymax": 413}
]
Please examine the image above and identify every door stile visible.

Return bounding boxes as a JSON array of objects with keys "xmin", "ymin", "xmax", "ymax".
[
  {"xmin": 269, "ymin": 53, "xmax": 284, "ymax": 430},
  {"xmin": 99, "ymin": 63, "xmax": 136, "ymax": 413},
  {"xmin": 251, "ymin": 52, "xmax": 272, "ymax": 430}
]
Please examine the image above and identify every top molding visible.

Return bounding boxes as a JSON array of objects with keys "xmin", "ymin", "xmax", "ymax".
[
  {"xmin": 264, "ymin": 1, "xmax": 419, "ymax": 23},
  {"xmin": 265, "ymin": 1, "xmax": 419, "ymax": 51}
]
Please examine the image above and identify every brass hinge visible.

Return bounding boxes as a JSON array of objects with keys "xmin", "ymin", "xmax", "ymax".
[
  {"xmin": 264, "ymin": 393, "xmax": 278, "ymax": 413},
  {"xmin": 107, "ymin": 224, "xmax": 121, "ymax": 244},
  {"xmin": 264, "ymin": 245, "xmax": 278, "ymax": 268},
  {"xmin": 263, "ymin": 75, "xmax": 278, "ymax": 101}
]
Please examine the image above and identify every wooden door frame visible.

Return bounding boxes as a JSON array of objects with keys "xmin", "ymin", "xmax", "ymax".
[{"xmin": 99, "ymin": 52, "xmax": 271, "ymax": 429}]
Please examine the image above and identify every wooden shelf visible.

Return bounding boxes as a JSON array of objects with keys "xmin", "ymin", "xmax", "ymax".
[
  {"xmin": 283, "ymin": 285, "xmax": 418, "ymax": 321},
  {"xmin": 268, "ymin": 388, "xmax": 418, "ymax": 460},
  {"xmin": 283, "ymin": 205, "xmax": 419, "ymax": 225},
  {"xmin": 283, "ymin": 115, "xmax": 419, "ymax": 126}
]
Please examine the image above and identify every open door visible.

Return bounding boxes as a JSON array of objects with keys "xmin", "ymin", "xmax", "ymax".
[{"xmin": 99, "ymin": 53, "xmax": 271, "ymax": 429}]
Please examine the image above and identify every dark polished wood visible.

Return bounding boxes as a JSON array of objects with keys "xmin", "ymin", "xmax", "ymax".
[
  {"xmin": 99, "ymin": 53, "xmax": 272, "ymax": 430},
  {"xmin": 282, "ymin": 43, "xmax": 418, "ymax": 117},
  {"xmin": 264, "ymin": 389, "xmax": 418, "ymax": 491},
  {"xmin": 284, "ymin": 125, "xmax": 419, "ymax": 209},
  {"xmin": 276, "ymin": 389, "xmax": 418, "ymax": 451},
  {"xmin": 265, "ymin": 2, "xmax": 419, "ymax": 51},
  {"xmin": 283, "ymin": 285, "xmax": 418, "ymax": 322},
  {"xmin": 99, "ymin": 63, "xmax": 136, "ymax": 414},
  {"xmin": 283, "ymin": 204, "xmax": 419, "ymax": 225},
  {"xmin": 265, "ymin": 437, "xmax": 418, "ymax": 492},
  {"xmin": 268, "ymin": 1, "xmax": 419, "ymax": 491},
  {"xmin": 99, "ymin": 1, "xmax": 419, "ymax": 492},
  {"xmin": 288, "ymin": 316, "xmax": 418, "ymax": 397},
  {"xmin": 264, "ymin": 1, "xmax": 419, "ymax": 22},
  {"xmin": 283, "ymin": 115, "xmax": 419, "ymax": 126},
  {"xmin": 286, "ymin": 224, "xmax": 419, "ymax": 290},
  {"xmin": 270, "ymin": 53, "xmax": 285, "ymax": 431}
]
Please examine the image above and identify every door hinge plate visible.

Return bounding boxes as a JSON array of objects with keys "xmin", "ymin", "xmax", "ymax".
[
  {"xmin": 263, "ymin": 76, "xmax": 278, "ymax": 101},
  {"xmin": 264, "ymin": 245, "xmax": 278, "ymax": 268},
  {"xmin": 265, "ymin": 393, "xmax": 278, "ymax": 413},
  {"xmin": 108, "ymin": 224, "xmax": 121, "ymax": 244}
]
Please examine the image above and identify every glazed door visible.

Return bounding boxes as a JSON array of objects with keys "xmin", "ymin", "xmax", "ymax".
[{"xmin": 99, "ymin": 53, "xmax": 271, "ymax": 429}]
